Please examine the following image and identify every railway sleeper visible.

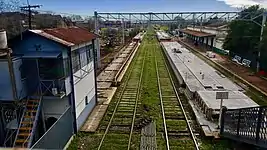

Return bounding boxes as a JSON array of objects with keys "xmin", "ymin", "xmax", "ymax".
[
  {"xmin": 122, "ymin": 95, "xmax": 137, "ymax": 99},
  {"xmin": 123, "ymin": 92, "xmax": 138, "ymax": 95},
  {"xmin": 163, "ymin": 101, "xmax": 179, "ymax": 105},
  {"xmin": 164, "ymin": 103, "xmax": 180, "ymax": 106},
  {"xmin": 168, "ymin": 130, "xmax": 191, "ymax": 137},
  {"xmin": 165, "ymin": 115, "xmax": 185, "ymax": 120},
  {"xmin": 116, "ymin": 109, "xmax": 138, "ymax": 113},
  {"xmin": 112, "ymin": 118, "xmax": 132, "ymax": 124},
  {"xmin": 117, "ymin": 106, "xmax": 135, "ymax": 110},
  {"xmin": 124, "ymin": 89, "xmax": 138, "ymax": 92},
  {"xmin": 117, "ymin": 107, "xmax": 135, "ymax": 111},
  {"xmin": 165, "ymin": 110, "xmax": 183, "ymax": 114},
  {"xmin": 164, "ymin": 107, "xmax": 182, "ymax": 111},
  {"xmin": 114, "ymin": 113, "xmax": 136, "ymax": 118},
  {"xmin": 119, "ymin": 100, "xmax": 136, "ymax": 104},
  {"xmin": 164, "ymin": 107, "xmax": 181, "ymax": 111},
  {"xmin": 118, "ymin": 103, "xmax": 136, "ymax": 107}
]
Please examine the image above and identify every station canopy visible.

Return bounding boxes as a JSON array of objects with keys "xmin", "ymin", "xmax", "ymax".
[{"xmin": 180, "ymin": 29, "xmax": 216, "ymax": 37}]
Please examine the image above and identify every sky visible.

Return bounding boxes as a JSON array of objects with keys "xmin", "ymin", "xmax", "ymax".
[{"xmin": 26, "ymin": 0, "xmax": 267, "ymax": 16}]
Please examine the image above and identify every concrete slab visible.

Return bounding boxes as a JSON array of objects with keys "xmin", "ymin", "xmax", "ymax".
[
  {"xmin": 105, "ymin": 63, "xmax": 121, "ymax": 71},
  {"xmin": 162, "ymin": 42, "xmax": 242, "ymax": 92},
  {"xmin": 163, "ymin": 41, "xmax": 259, "ymax": 138},
  {"xmin": 80, "ymin": 104, "xmax": 108, "ymax": 132},
  {"xmin": 118, "ymin": 53, "xmax": 128, "ymax": 58},
  {"xmin": 112, "ymin": 57, "xmax": 125, "ymax": 63},
  {"xmin": 103, "ymin": 87, "xmax": 117, "ymax": 105},
  {"xmin": 97, "ymin": 81, "xmax": 112, "ymax": 89},
  {"xmin": 97, "ymin": 71, "xmax": 116, "ymax": 81},
  {"xmin": 188, "ymin": 100, "xmax": 219, "ymax": 137},
  {"xmin": 197, "ymin": 91, "xmax": 259, "ymax": 111}
]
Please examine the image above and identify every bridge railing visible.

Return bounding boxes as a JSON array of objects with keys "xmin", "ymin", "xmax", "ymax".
[{"xmin": 220, "ymin": 106, "xmax": 267, "ymax": 148}]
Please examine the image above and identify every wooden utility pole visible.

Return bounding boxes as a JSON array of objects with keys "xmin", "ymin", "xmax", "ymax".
[{"xmin": 20, "ymin": 5, "xmax": 41, "ymax": 29}]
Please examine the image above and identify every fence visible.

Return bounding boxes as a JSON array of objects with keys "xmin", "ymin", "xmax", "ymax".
[
  {"xmin": 31, "ymin": 107, "xmax": 74, "ymax": 149},
  {"xmin": 221, "ymin": 106, "xmax": 267, "ymax": 148}
]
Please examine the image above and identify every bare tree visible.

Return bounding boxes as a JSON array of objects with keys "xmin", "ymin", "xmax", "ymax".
[{"xmin": 0, "ymin": 0, "xmax": 21, "ymax": 12}]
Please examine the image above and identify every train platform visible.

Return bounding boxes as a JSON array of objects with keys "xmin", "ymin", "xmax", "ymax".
[
  {"xmin": 161, "ymin": 41, "xmax": 258, "ymax": 137},
  {"xmin": 180, "ymin": 39, "xmax": 267, "ymax": 98}
]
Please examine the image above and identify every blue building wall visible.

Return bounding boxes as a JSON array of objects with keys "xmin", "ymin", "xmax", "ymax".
[
  {"xmin": 12, "ymin": 33, "xmax": 65, "ymax": 54},
  {"xmin": 0, "ymin": 58, "xmax": 27, "ymax": 101},
  {"xmin": 13, "ymin": 58, "xmax": 27, "ymax": 99},
  {"xmin": 77, "ymin": 95, "xmax": 96, "ymax": 129},
  {"xmin": 10, "ymin": 32, "xmax": 70, "ymax": 96},
  {"xmin": 22, "ymin": 59, "xmax": 39, "ymax": 95},
  {"xmin": 0, "ymin": 61, "xmax": 13, "ymax": 100}
]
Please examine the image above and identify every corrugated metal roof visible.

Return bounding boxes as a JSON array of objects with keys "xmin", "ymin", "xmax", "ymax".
[
  {"xmin": 180, "ymin": 29, "xmax": 216, "ymax": 37},
  {"xmin": 29, "ymin": 27, "xmax": 97, "ymax": 47}
]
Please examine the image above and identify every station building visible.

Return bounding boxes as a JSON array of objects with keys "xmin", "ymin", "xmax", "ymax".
[
  {"xmin": 0, "ymin": 27, "xmax": 98, "ymax": 149},
  {"xmin": 180, "ymin": 25, "xmax": 229, "ymax": 55}
]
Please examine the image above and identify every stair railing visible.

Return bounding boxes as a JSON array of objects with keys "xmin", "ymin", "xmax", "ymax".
[
  {"xmin": 23, "ymin": 84, "xmax": 43, "ymax": 148},
  {"xmin": 25, "ymin": 96, "xmax": 42, "ymax": 148},
  {"xmin": 12, "ymin": 99, "xmax": 29, "ymax": 147},
  {"xmin": 4, "ymin": 129, "xmax": 17, "ymax": 147}
]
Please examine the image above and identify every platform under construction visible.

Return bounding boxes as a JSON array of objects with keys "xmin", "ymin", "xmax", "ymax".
[{"xmin": 161, "ymin": 41, "xmax": 259, "ymax": 137}]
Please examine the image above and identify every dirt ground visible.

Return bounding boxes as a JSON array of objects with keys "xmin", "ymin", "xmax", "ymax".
[{"xmin": 180, "ymin": 39, "xmax": 267, "ymax": 94}]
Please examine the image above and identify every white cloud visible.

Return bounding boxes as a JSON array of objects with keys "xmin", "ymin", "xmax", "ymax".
[{"xmin": 217, "ymin": 0, "xmax": 267, "ymax": 8}]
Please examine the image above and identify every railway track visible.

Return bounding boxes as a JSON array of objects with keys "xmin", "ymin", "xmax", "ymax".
[
  {"xmin": 154, "ymin": 43, "xmax": 200, "ymax": 150},
  {"xmin": 97, "ymin": 41, "xmax": 147, "ymax": 150}
]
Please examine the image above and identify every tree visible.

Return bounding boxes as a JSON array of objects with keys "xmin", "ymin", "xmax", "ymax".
[
  {"xmin": 0, "ymin": 0, "xmax": 21, "ymax": 12},
  {"xmin": 223, "ymin": 5, "xmax": 264, "ymax": 56},
  {"xmin": 223, "ymin": 5, "xmax": 267, "ymax": 71}
]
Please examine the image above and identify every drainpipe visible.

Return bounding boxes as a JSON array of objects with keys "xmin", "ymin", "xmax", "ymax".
[
  {"xmin": 68, "ymin": 48, "xmax": 77, "ymax": 134},
  {"xmin": 6, "ymin": 48, "xmax": 18, "ymax": 101},
  {"xmin": 92, "ymin": 39, "xmax": 98, "ymax": 104}
]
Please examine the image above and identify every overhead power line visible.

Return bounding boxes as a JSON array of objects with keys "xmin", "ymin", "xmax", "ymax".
[{"xmin": 20, "ymin": 4, "xmax": 41, "ymax": 29}]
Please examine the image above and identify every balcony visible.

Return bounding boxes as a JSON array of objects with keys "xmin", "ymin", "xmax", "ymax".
[
  {"xmin": 40, "ymin": 78, "xmax": 66, "ymax": 98},
  {"xmin": 35, "ymin": 58, "xmax": 70, "ymax": 98}
]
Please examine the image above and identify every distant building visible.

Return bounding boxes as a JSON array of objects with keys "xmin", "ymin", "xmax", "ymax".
[
  {"xmin": 185, "ymin": 25, "xmax": 229, "ymax": 54},
  {"xmin": 0, "ymin": 27, "xmax": 98, "ymax": 149}
]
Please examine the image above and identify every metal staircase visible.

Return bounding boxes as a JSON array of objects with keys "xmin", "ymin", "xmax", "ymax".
[
  {"xmin": 13, "ymin": 98, "xmax": 42, "ymax": 148},
  {"xmin": 220, "ymin": 106, "xmax": 267, "ymax": 149}
]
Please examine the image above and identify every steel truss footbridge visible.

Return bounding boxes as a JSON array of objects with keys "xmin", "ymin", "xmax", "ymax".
[{"xmin": 94, "ymin": 11, "xmax": 267, "ymax": 72}]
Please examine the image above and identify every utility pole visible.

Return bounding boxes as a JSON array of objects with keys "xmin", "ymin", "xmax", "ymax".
[
  {"xmin": 122, "ymin": 18, "xmax": 125, "ymax": 45},
  {"xmin": 20, "ymin": 4, "xmax": 41, "ymax": 29},
  {"xmin": 257, "ymin": 13, "xmax": 267, "ymax": 73}
]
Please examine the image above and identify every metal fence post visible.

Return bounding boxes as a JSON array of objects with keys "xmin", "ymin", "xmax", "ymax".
[
  {"xmin": 237, "ymin": 109, "xmax": 241, "ymax": 137},
  {"xmin": 256, "ymin": 107, "xmax": 263, "ymax": 143},
  {"xmin": 220, "ymin": 106, "xmax": 227, "ymax": 134}
]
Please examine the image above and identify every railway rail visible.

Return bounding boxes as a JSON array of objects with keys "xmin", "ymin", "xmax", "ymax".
[
  {"xmin": 154, "ymin": 42, "xmax": 200, "ymax": 150},
  {"xmin": 97, "ymin": 42, "xmax": 146, "ymax": 150}
]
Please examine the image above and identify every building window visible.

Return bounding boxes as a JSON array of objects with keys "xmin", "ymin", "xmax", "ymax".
[
  {"xmin": 80, "ymin": 49, "xmax": 88, "ymax": 68},
  {"xmin": 71, "ymin": 50, "xmax": 81, "ymax": 73},
  {"xmin": 86, "ymin": 45, "xmax": 93, "ymax": 63},
  {"xmin": 85, "ymin": 96, "xmax": 88, "ymax": 105},
  {"xmin": 63, "ymin": 58, "xmax": 70, "ymax": 77}
]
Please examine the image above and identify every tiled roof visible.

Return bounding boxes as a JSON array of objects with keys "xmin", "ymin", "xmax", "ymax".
[
  {"xmin": 29, "ymin": 27, "xmax": 97, "ymax": 47},
  {"xmin": 180, "ymin": 29, "xmax": 216, "ymax": 37}
]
